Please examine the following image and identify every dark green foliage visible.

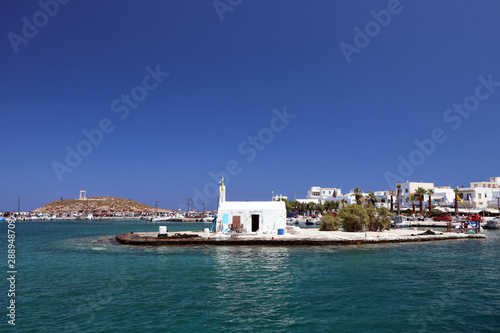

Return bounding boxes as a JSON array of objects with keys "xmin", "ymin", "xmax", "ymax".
[
  {"xmin": 366, "ymin": 207, "xmax": 393, "ymax": 231},
  {"xmin": 402, "ymin": 209, "xmax": 413, "ymax": 216},
  {"xmin": 338, "ymin": 204, "xmax": 368, "ymax": 232},
  {"xmin": 429, "ymin": 208, "xmax": 444, "ymax": 217},
  {"xmin": 319, "ymin": 215, "xmax": 341, "ymax": 231},
  {"xmin": 321, "ymin": 204, "xmax": 393, "ymax": 232}
]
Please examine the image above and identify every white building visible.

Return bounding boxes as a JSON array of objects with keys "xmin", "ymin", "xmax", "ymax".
[
  {"xmin": 216, "ymin": 177, "xmax": 286, "ymax": 233},
  {"xmin": 396, "ymin": 181, "xmax": 435, "ymax": 209},
  {"xmin": 432, "ymin": 186, "xmax": 456, "ymax": 207},
  {"xmin": 272, "ymin": 194, "xmax": 288, "ymax": 201},
  {"xmin": 373, "ymin": 190, "xmax": 394, "ymax": 210},
  {"xmin": 299, "ymin": 186, "xmax": 342, "ymax": 204},
  {"xmin": 455, "ymin": 177, "xmax": 500, "ymax": 209},
  {"xmin": 296, "ymin": 198, "xmax": 319, "ymax": 204}
]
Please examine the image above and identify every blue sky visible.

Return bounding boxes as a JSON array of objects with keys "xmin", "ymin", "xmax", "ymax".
[{"xmin": 1, "ymin": 0, "xmax": 499, "ymax": 211}]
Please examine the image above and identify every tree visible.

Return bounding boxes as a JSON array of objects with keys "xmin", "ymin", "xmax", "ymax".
[
  {"xmin": 305, "ymin": 202, "xmax": 313, "ymax": 215},
  {"xmin": 388, "ymin": 190, "xmax": 395, "ymax": 213},
  {"xmin": 332, "ymin": 201, "xmax": 340, "ymax": 211},
  {"xmin": 353, "ymin": 187, "xmax": 362, "ymax": 205},
  {"xmin": 366, "ymin": 191, "xmax": 378, "ymax": 207},
  {"xmin": 415, "ymin": 187, "xmax": 427, "ymax": 215},
  {"xmin": 396, "ymin": 184, "xmax": 401, "ymax": 216},
  {"xmin": 427, "ymin": 189, "xmax": 434, "ymax": 214},
  {"xmin": 366, "ymin": 207, "xmax": 393, "ymax": 231},
  {"xmin": 339, "ymin": 204, "xmax": 368, "ymax": 232},
  {"xmin": 319, "ymin": 214, "xmax": 341, "ymax": 231},
  {"xmin": 341, "ymin": 199, "xmax": 347, "ymax": 208},
  {"xmin": 376, "ymin": 207, "xmax": 393, "ymax": 231},
  {"xmin": 410, "ymin": 195, "xmax": 417, "ymax": 215},
  {"xmin": 323, "ymin": 201, "xmax": 332, "ymax": 212},
  {"xmin": 332, "ymin": 190, "xmax": 337, "ymax": 198},
  {"xmin": 454, "ymin": 188, "xmax": 462, "ymax": 217},
  {"xmin": 315, "ymin": 203, "xmax": 324, "ymax": 215}
]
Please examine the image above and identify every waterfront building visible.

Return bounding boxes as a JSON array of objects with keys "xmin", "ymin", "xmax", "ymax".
[
  {"xmin": 292, "ymin": 177, "xmax": 500, "ymax": 215},
  {"xmin": 396, "ymin": 181, "xmax": 435, "ymax": 209},
  {"xmin": 455, "ymin": 177, "xmax": 500, "ymax": 209},
  {"xmin": 295, "ymin": 186, "xmax": 343, "ymax": 204},
  {"xmin": 307, "ymin": 186, "xmax": 343, "ymax": 203},
  {"xmin": 373, "ymin": 191, "xmax": 394, "ymax": 210},
  {"xmin": 216, "ymin": 177, "xmax": 286, "ymax": 233},
  {"xmin": 431, "ymin": 186, "xmax": 456, "ymax": 207}
]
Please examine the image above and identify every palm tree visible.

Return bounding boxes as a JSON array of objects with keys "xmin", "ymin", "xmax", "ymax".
[
  {"xmin": 415, "ymin": 187, "xmax": 427, "ymax": 215},
  {"xmin": 427, "ymin": 189, "xmax": 434, "ymax": 213},
  {"xmin": 341, "ymin": 199, "xmax": 347, "ymax": 208},
  {"xmin": 388, "ymin": 190, "xmax": 395, "ymax": 213},
  {"xmin": 454, "ymin": 188, "xmax": 462, "ymax": 217},
  {"xmin": 410, "ymin": 195, "xmax": 417, "ymax": 215},
  {"xmin": 366, "ymin": 191, "xmax": 378, "ymax": 207},
  {"xmin": 353, "ymin": 187, "xmax": 362, "ymax": 205},
  {"xmin": 396, "ymin": 184, "xmax": 401, "ymax": 215}
]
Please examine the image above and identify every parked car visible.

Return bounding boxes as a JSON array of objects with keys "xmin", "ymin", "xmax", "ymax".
[
  {"xmin": 466, "ymin": 215, "xmax": 484, "ymax": 222},
  {"xmin": 433, "ymin": 214, "xmax": 452, "ymax": 222}
]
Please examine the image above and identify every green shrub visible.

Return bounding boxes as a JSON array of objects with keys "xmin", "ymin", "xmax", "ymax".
[
  {"xmin": 429, "ymin": 208, "xmax": 444, "ymax": 217},
  {"xmin": 339, "ymin": 204, "xmax": 368, "ymax": 232},
  {"xmin": 402, "ymin": 209, "xmax": 413, "ymax": 216},
  {"xmin": 366, "ymin": 207, "xmax": 393, "ymax": 231},
  {"xmin": 319, "ymin": 215, "xmax": 341, "ymax": 231}
]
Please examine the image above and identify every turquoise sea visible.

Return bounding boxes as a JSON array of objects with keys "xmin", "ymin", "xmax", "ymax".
[{"xmin": 1, "ymin": 220, "xmax": 499, "ymax": 332}]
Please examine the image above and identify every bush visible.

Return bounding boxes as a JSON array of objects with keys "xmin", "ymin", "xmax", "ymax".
[
  {"xmin": 429, "ymin": 208, "xmax": 444, "ymax": 217},
  {"xmin": 319, "ymin": 215, "xmax": 341, "ymax": 231},
  {"xmin": 339, "ymin": 204, "xmax": 368, "ymax": 232},
  {"xmin": 402, "ymin": 209, "xmax": 413, "ymax": 216},
  {"xmin": 366, "ymin": 207, "xmax": 393, "ymax": 231}
]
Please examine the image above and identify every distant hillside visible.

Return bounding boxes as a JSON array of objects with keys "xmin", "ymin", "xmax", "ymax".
[{"xmin": 33, "ymin": 196, "xmax": 173, "ymax": 214}]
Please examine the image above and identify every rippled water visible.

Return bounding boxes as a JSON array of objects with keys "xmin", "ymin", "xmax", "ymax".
[{"xmin": 1, "ymin": 221, "xmax": 499, "ymax": 332}]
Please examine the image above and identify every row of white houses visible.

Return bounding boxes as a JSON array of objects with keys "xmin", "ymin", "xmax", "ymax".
[
  {"xmin": 213, "ymin": 176, "xmax": 500, "ymax": 234},
  {"xmin": 290, "ymin": 176, "xmax": 500, "ymax": 213}
]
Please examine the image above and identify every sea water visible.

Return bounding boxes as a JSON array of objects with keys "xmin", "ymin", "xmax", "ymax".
[{"xmin": 1, "ymin": 220, "xmax": 499, "ymax": 332}]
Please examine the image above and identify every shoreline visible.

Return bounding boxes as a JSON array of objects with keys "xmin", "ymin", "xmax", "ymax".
[{"xmin": 115, "ymin": 229, "xmax": 485, "ymax": 247}]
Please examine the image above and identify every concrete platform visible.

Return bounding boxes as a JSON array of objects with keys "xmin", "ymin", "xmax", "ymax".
[{"xmin": 115, "ymin": 228, "xmax": 485, "ymax": 246}]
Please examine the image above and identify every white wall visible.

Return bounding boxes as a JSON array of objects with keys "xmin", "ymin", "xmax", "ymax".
[{"xmin": 217, "ymin": 201, "xmax": 286, "ymax": 233}]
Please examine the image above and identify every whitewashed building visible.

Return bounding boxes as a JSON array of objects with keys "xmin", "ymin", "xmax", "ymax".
[
  {"xmin": 296, "ymin": 186, "xmax": 343, "ymax": 204},
  {"xmin": 374, "ymin": 190, "xmax": 394, "ymax": 210},
  {"xmin": 272, "ymin": 194, "xmax": 288, "ymax": 201},
  {"xmin": 217, "ymin": 201, "xmax": 286, "ymax": 233},
  {"xmin": 396, "ymin": 181, "xmax": 435, "ymax": 209},
  {"xmin": 432, "ymin": 186, "xmax": 456, "ymax": 207},
  {"xmin": 216, "ymin": 177, "xmax": 286, "ymax": 233},
  {"xmin": 455, "ymin": 177, "xmax": 500, "ymax": 209}
]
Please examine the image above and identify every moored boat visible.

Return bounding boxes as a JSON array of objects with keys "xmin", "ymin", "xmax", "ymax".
[
  {"xmin": 151, "ymin": 216, "xmax": 172, "ymax": 222},
  {"xmin": 202, "ymin": 216, "xmax": 215, "ymax": 222},
  {"xmin": 484, "ymin": 218, "xmax": 500, "ymax": 229}
]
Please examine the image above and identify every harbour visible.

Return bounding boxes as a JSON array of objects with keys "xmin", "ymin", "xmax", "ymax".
[
  {"xmin": 2, "ymin": 220, "xmax": 499, "ymax": 332},
  {"xmin": 4, "ymin": 1, "xmax": 499, "ymax": 331}
]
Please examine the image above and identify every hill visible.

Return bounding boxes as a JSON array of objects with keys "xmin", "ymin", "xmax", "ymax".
[{"xmin": 33, "ymin": 196, "xmax": 172, "ymax": 214}]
